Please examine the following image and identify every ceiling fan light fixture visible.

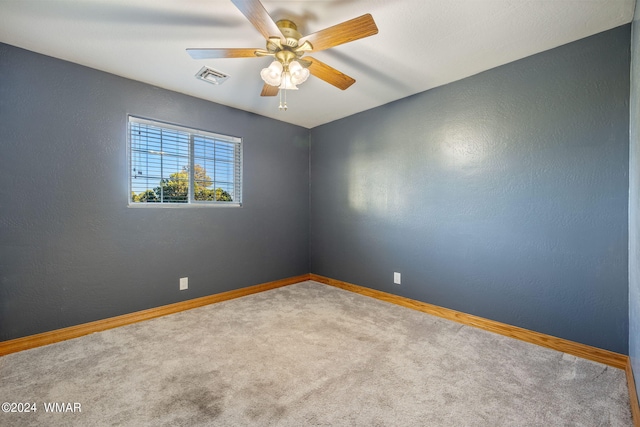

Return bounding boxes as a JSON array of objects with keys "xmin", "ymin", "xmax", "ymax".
[
  {"xmin": 261, "ymin": 59, "xmax": 307, "ymax": 90},
  {"xmin": 260, "ymin": 60, "xmax": 283, "ymax": 86}
]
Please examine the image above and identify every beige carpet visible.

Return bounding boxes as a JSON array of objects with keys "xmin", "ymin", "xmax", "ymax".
[{"xmin": 0, "ymin": 281, "xmax": 633, "ymax": 426}]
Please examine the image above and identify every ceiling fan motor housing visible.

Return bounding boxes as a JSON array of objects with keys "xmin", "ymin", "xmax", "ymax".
[{"xmin": 276, "ymin": 20, "xmax": 302, "ymax": 47}]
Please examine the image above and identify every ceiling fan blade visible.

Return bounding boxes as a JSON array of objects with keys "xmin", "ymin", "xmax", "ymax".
[
  {"xmin": 300, "ymin": 14, "xmax": 378, "ymax": 52},
  {"xmin": 186, "ymin": 48, "xmax": 261, "ymax": 59},
  {"xmin": 261, "ymin": 84, "xmax": 279, "ymax": 97},
  {"xmin": 231, "ymin": 0, "xmax": 283, "ymax": 40},
  {"xmin": 306, "ymin": 57, "xmax": 355, "ymax": 90}
]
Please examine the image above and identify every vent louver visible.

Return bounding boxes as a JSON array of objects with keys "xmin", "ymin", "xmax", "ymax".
[{"xmin": 195, "ymin": 66, "xmax": 230, "ymax": 85}]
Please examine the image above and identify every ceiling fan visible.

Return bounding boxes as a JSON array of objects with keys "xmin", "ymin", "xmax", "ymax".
[{"xmin": 187, "ymin": 0, "xmax": 378, "ymax": 108}]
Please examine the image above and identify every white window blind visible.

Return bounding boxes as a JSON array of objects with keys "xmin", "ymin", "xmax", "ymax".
[{"xmin": 128, "ymin": 117, "xmax": 242, "ymax": 206}]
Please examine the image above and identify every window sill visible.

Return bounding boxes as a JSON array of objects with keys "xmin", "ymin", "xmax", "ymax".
[{"xmin": 127, "ymin": 202, "xmax": 242, "ymax": 208}]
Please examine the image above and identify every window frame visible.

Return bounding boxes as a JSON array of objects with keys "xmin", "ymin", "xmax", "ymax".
[{"xmin": 127, "ymin": 116, "xmax": 243, "ymax": 208}]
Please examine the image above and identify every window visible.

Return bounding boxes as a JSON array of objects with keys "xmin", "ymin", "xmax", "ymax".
[{"xmin": 128, "ymin": 117, "xmax": 242, "ymax": 206}]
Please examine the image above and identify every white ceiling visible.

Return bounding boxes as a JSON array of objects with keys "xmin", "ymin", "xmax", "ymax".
[{"xmin": 0, "ymin": 0, "xmax": 635, "ymax": 129}]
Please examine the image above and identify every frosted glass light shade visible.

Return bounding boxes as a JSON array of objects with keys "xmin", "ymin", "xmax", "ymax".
[
  {"xmin": 260, "ymin": 61, "xmax": 283, "ymax": 86},
  {"xmin": 289, "ymin": 61, "xmax": 309, "ymax": 85}
]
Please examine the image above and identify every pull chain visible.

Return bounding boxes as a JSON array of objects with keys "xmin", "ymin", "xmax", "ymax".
[
  {"xmin": 278, "ymin": 89, "xmax": 288, "ymax": 111},
  {"xmin": 278, "ymin": 72, "xmax": 288, "ymax": 111},
  {"xmin": 283, "ymin": 88, "xmax": 288, "ymax": 111}
]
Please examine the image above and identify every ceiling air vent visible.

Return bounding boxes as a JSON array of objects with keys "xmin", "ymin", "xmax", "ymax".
[{"xmin": 195, "ymin": 66, "xmax": 230, "ymax": 85}]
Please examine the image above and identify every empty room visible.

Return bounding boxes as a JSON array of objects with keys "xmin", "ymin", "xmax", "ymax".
[{"xmin": 1, "ymin": 0, "xmax": 640, "ymax": 425}]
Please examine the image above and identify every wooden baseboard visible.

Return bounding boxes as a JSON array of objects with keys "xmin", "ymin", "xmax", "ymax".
[
  {"xmin": 627, "ymin": 358, "xmax": 640, "ymax": 427},
  {"xmin": 309, "ymin": 274, "xmax": 628, "ymax": 370},
  {"xmin": 0, "ymin": 274, "xmax": 310, "ymax": 357}
]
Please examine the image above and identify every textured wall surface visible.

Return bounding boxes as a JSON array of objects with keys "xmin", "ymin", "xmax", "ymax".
[
  {"xmin": 0, "ymin": 43, "xmax": 310, "ymax": 341},
  {"xmin": 630, "ymin": 0, "xmax": 640, "ymax": 399},
  {"xmin": 310, "ymin": 26, "xmax": 630, "ymax": 354}
]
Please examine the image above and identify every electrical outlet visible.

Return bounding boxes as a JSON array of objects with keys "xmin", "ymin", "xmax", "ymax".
[
  {"xmin": 394, "ymin": 272, "xmax": 401, "ymax": 285},
  {"xmin": 180, "ymin": 277, "xmax": 188, "ymax": 291}
]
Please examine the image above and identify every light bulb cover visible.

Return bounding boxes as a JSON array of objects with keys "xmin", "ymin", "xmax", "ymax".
[
  {"xmin": 260, "ymin": 61, "xmax": 283, "ymax": 86},
  {"xmin": 288, "ymin": 61, "xmax": 310, "ymax": 85}
]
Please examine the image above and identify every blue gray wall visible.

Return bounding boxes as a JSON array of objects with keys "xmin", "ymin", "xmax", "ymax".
[
  {"xmin": 0, "ymin": 25, "xmax": 633, "ymax": 357},
  {"xmin": 0, "ymin": 43, "xmax": 310, "ymax": 341},
  {"xmin": 310, "ymin": 26, "xmax": 630, "ymax": 354},
  {"xmin": 630, "ymin": 0, "xmax": 640, "ymax": 400}
]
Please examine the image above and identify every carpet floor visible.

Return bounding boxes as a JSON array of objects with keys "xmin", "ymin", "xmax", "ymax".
[{"xmin": 0, "ymin": 281, "xmax": 633, "ymax": 426}]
